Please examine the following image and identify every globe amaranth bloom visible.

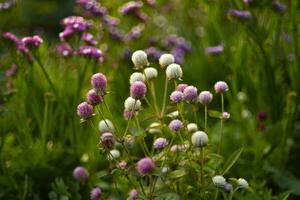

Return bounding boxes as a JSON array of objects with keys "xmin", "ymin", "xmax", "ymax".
[
  {"xmin": 137, "ymin": 157, "xmax": 155, "ymax": 176},
  {"xmin": 91, "ymin": 73, "xmax": 107, "ymax": 95},
  {"xmin": 198, "ymin": 91, "xmax": 213, "ymax": 105},
  {"xmin": 73, "ymin": 166, "xmax": 89, "ymax": 182},
  {"xmin": 144, "ymin": 67, "xmax": 158, "ymax": 80},
  {"xmin": 153, "ymin": 137, "xmax": 168, "ymax": 150},
  {"xmin": 78, "ymin": 46, "xmax": 102, "ymax": 60},
  {"xmin": 176, "ymin": 83, "xmax": 188, "ymax": 93},
  {"xmin": 130, "ymin": 81, "xmax": 147, "ymax": 99},
  {"xmin": 90, "ymin": 187, "xmax": 102, "ymax": 200},
  {"xmin": 131, "ymin": 50, "xmax": 149, "ymax": 69},
  {"xmin": 191, "ymin": 131, "xmax": 208, "ymax": 147},
  {"xmin": 86, "ymin": 89, "xmax": 103, "ymax": 105},
  {"xmin": 56, "ymin": 43, "xmax": 73, "ymax": 57},
  {"xmin": 129, "ymin": 189, "xmax": 138, "ymax": 200},
  {"xmin": 170, "ymin": 91, "xmax": 184, "ymax": 103},
  {"xmin": 107, "ymin": 149, "xmax": 120, "ymax": 160},
  {"xmin": 98, "ymin": 119, "xmax": 114, "ymax": 133},
  {"xmin": 124, "ymin": 96, "xmax": 142, "ymax": 111},
  {"xmin": 183, "ymin": 86, "xmax": 198, "ymax": 102},
  {"xmin": 77, "ymin": 102, "xmax": 93, "ymax": 119},
  {"xmin": 214, "ymin": 81, "xmax": 229, "ymax": 93},
  {"xmin": 129, "ymin": 72, "xmax": 145, "ymax": 85},
  {"xmin": 187, "ymin": 123, "xmax": 198, "ymax": 133},
  {"xmin": 145, "ymin": 47, "xmax": 162, "ymax": 61},
  {"xmin": 159, "ymin": 53, "xmax": 175, "ymax": 68},
  {"xmin": 166, "ymin": 63, "xmax": 183, "ymax": 80},
  {"xmin": 238, "ymin": 178, "xmax": 249, "ymax": 189},
  {"xmin": 212, "ymin": 175, "xmax": 226, "ymax": 187},
  {"xmin": 169, "ymin": 119, "xmax": 183, "ymax": 132},
  {"xmin": 81, "ymin": 32, "xmax": 98, "ymax": 46},
  {"xmin": 100, "ymin": 132, "xmax": 115, "ymax": 149}
]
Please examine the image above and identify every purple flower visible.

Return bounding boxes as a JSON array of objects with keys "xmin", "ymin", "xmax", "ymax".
[
  {"xmin": 137, "ymin": 157, "xmax": 155, "ymax": 176},
  {"xmin": 223, "ymin": 183, "xmax": 233, "ymax": 192},
  {"xmin": 78, "ymin": 46, "xmax": 102, "ymax": 59},
  {"xmin": 91, "ymin": 73, "xmax": 107, "ymax": 95},
  {"xmin": 123, "ymin": 110, "xmax": 135, "ymax": 120},
  {"xmin": 153, "ymin": 137, "xmax": 168, "ymax": 150},
  {"xmin": 56, "ymin": 43, "xmax": 73, "ymax": 57},
  {"xmin": 77, "ymin": 102, "xmax": 93, "ymax": 119},
  {"xmin": 90, "ymin": 187, "xmax": 102, "ymax": 200},
  {"xmin": 100, "ymin": 132, "xmax": 115, "ymax": 149},
  {"xmin": 2, "ymin": 32, "xmax": 19, "ymax": 44},
  {"xmin": 59, "ymin": 27, "xmax": 74, "ymax": 41},
  {"xmin": 130, "ymin": 81, "xmax": 147, "ymax": 99},
  {"xmin": 183, "ymin": 86, "xmax": 198, "ymax": 102},
  {"xmin": 86, "ymin": 89, "xmax": 103, "ymax": 105},
  {"xmin": 119, "ymin": 1, "xmax": 143, "ymax": 15},
  {"xmin": 81, "ymin": 33, "xmax": 98, "ymax": 46},
  {"xmin": 176, "ymin": 84, "xmax": 188, "ymax": 93},
  {"xmin": 171, "ymin": 48, "xmax": 185, "ymax": 65},
  {"xmin": 146, "ymin": 0, "xmax": 156, "ymax": 7},
  {"xmin": 198, "ymin": 91, "xmax": 213, "ymax": 105},
  {"xmin": 144, "ymin": 47, "xmax": 162, "ymax": 61},
  {"xmin": 214, "ymin": 81, "xmax": 229, "ymax": 93},
  {"xmin": 102, "ymin": 15, "xmax": 120, "ymax": 27},
  {"xmin": 109, "ymin": 27, "xmax": 124, "ymax": 41},
  {"xmin": 228, "ymin": 9, "xmax": 252, "ymax": 20},
  {"xmin": 5, "ymin": 64, "xmax": 17, "ymax": 77},
  {"xmin": 126, "ymin": 24, "xmax": 144, "ymax": 41},
  {"xmin": 205, "ymin": 44, "xmax": 224, "ymax": 55},
  {"xmin": 134, "ymin": 11, "xmax": 148, "ymax": 22},
  {"xmin": 273, "ymin": 1, "xmax": 287, "ymax": 14},
  {"xmin": 0, "ymin": 0, "xmax": 16, "ymax": 11},
  {"xmin": 21, "ymin": 35, "xmax": 43, "ymax": 47},
  {"xmin": 170, "ymin": 91, "xmax": 184, "ymax": 103},
  {"xmin": 169, "ymin": 119, "xmax": 183, "ymax": 132},
  {"xmin": 257, "ymin": 112, "xmax": 267, "ymax": 121},
  {"xmin": 73, "ymin": 166, "xmax": 89, "ymax": 182},
  {"xmin": 129, "ymin": 189, "xmax": 138, "ymax": 200}
]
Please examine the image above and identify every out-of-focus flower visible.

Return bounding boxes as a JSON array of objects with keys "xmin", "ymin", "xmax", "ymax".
[
  {"xmin": 109, "ymin": 27, "xmax": 124, "ymax": 41},
  {"xmin": 99, "ymin": 119, "xmax": 114, "ymax": 133},
  {"xmin": 273, "ymin": 0, "xmax": 287, "ymax": 14},
  {"xmin": 169, "ymin": 119, "xmax": 183, "ymax": 132},
  {"xmin": 129, "ymin": 189, "xmax": 138, "ymax": 200},
  {"xmin": 90, "ymin": 187, "xmax": 102, "ymax": 200},
  {"xmin": 21, "ymin": 35, "xmax": 43, "ymax": 47},
  {"xmin": 2, "ymin": 32, "xmax": 19, "ymax": 44},
  {"xmin": 82, "ymin": 33, "xmax": 98, "ymax": 46},
  {"xmin": 205, "ymin": 44, "xmax": 224, "ymax": 55},
  {"xmin": 77, "ymin": 102, "xmax": 93, "ymax": 119},
  {"xmin": 137, "ymin": 157, "xmax": 155, "ymax": 176},
  {"xmin": 77, "ymin": 0, "xmax": 107, "ymax": 17},
  {"xmin": 238, "ymin": 178, "xmax": 249, "ymax": 189},
  {"xmin": 212, "ymin": 175, "xmax": 226, "ymax": 187},
  {"xmin": 153, "ymin": 137, "xmax": 168, "ymax": 150},
  {"xmin": 5, "ymin": 64, "xmax": 17, "ymax": 77},
  {"xmin": 102, "ymin": 15, "xmax": 120, "ymax": 27},
  {"xmin": 78, "ymin": 46, "xmax": 102, "ymax": 59},
  {"xmin": 73, "ymin": 166, "xmax": 89, "ymax": 182},
  {"xmin": 145, "ymin": 47, "xmax": 162, "ymax": 61},
  {"xmin": 228, "ymin": 9, "xmax": 252, "ymax": 20},
  {"xmin": 100, "ymin": 132, "xmax": 115, "ymax": 149},
  {"xmin": 257, "ymin": 112, "xmax": 267, "ymax": 121},
  {"xmin": 56, "ymin": 43, "xmax": 73, "ymax": 57},
  {"xmin": 124, "ymin": 96, "xmax": 142, "ymax": 111},
  {"xmin": 126, "ymin": 24, "xmax": 144, "ymax": 41},
  {"xmin": 119, "ymin": 1, "xmax": 143, "ymax": 15},
  {"xmin": 0, "ymin": 0, "xmax": 16, "ymax": 11},
  {"xmin": 191, "ymin": 131, "xmax": 208, "ymax": 147},
  {"xmin": 176, "ymin": 84, "xmax": 188, "ymax": 93},
  {"xmin": 187, "ymin": 123, "xmax": 198, "ymax": 133},
  {"xmin": 107, "ymin": 149, "xmax": 120, "ymax": 160},
  {"xmin": 214, "ymin": 81, "xmax": 229, "ymax": 93},
  {"xmin": 198, "ymin": 91, "xmax": 213, "ymax": 105}
]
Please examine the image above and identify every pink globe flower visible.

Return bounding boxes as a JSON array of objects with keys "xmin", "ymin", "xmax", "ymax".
[
  {"xmin": 73, "ymin": 166, "xmax": 89, "ymax": 182},
  {"xmin": 91, "ymin": 73, "xmax": 107, "ymax": 95},
  {"xmin": 214, "ymin": 81, "xmax": 228, "ymax": 93},
  {"xmin": 137, "ymin": 157, "xmax": 155, "ymax": 176},
  {"xmin": 77, "ymin": 102, "xmax": 93, "ymax": 119},
  {"xmin": 130, "ymin": 81, "xmax": 147, "ymax": 99},
  {"xmin": 86, "ymin": 89, "xmax": 103, "ymax": 105}
]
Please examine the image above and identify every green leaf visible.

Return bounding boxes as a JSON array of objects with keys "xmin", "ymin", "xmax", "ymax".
[
  {"xmin": 222, "ymin": 147, "xmax": 244, "ymax": 175},
  {"xmin": 168, "ymin": 169, "xmax": 186, "ymax": 179}
]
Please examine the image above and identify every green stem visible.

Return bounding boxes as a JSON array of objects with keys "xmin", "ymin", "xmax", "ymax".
[
  {"xmin": 200, "ymin": 147, "xmax": 205, "ymax": 185},
  {"xmin": 218, "ymin": 94, "xmax": 225, "ymax": 154},
  {"xmin": 204, "ymin": 105, "xmax": 208, "ymax": 132},
  {"xmin": 161, "ymin": 76, "xmax": 169, "ymax": 119}
]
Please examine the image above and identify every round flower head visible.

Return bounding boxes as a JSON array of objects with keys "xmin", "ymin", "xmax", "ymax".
[
  {"xmin": 86, "ymin": 89, "xmax": 103, "ymax": 105},
  {"xmin": 130, "ymin": 81, "xmax": 147, "ymax": 99},
  {"xmin": 124, "ymin": 96, "xmax": 142, "ymax": 111},
  {"xmin": 183, "ymin": 86, "xmax": 198, "ymax": 102},
  {"xmin": 212, "ymin": 175, "xmax": 226, "ymax": 187},
  {"xmin": 166, "ymin": 63, "xmax": 183, "ymax": 80},
  {"xmin": 129, "ymin": 189, "xmax": 138, "ymax": 200},
  {"xmin": 167, "ymin": 110, "xmax": 179, "ymax": 118},
  {"xmin": 153, "ymin": 137, "xmax": 168, "ymax": 150},
  {"xmin": 91, "ymin": 73, "xmax": 107, "ymax": 95},
  {"xmin": 169, "ymin": 119, "xmax": 183, "ymax": 132},
  {"xmin": 100, "ymin": 132, "xmax": 115, "ymax": 149},
  {"xmin": 170, "ymin": 91, "xmax": 184, "ymax": 103},
  {"xmin": 223, "ymin": 183, "xmax": 233, "ymax": 192},
  {"xmin": 73, "ymin": 166, "xmax": 89, "ymax": 182},
  {"xmin": 214, "ymin": 81, "xmax": 229, "ymax": 93},
  {"xmin": 198, "ymin": 91, "xmax": 213, "ymax": 105},
  {"xmin": 191, "ymin": 131, "xmax": 208, "ymax": 147},
  {"xmin": 77, "ymin": 102, "xmax": 93, "ymax": 119},
  {"xmin": 137, "ymin": 157, "xmax": 155, "ymax": 176},
  {"xmin": 221, "ymin": 112, "xmax": 230, "ymax": 120},
  {"xmin": 90, "ymin": 187, "xmax": 102, "ymax": 200},
  {"xmin": 98, "ymin": 119, "xmax": 115, "ymax": 133},
  {"xmin": 176, "ymin": 83, "xmax": 188, "ymax": 92},
  {"xmin": 117, "ymin": 160, "xmax": 127, "ymax": 170},
  {"xmin": 107, "ymin": 149, "xmax": 120, "ymax": 160},
  {"xmin": 130, "ymin": 72, "xmax": 145, "ymax": 85},
  {"xmin": 124, "ymin": 135, "xmax": 135, "ymax": 148},
  {"xmin": 131, "ymin": 50, "xmax": 149, "ymax": 69},
  {"xmin": 147, "ymin": 122, "xmax": 162, "ymax": 134},
  {"xmin": 159, "ymin": 53, "xmax": 175, "ymax": 68},
  {"xmin": 238, "ymin": 178, "xmax": 249, "ymax": 189},
  {"xmin": 187, "ymin": 123, "xmax": 198, "ymax": 133},
  {"xmin": 144, "ymin": 67, "xmax": 158, "ymax": 80},
  {"xmin": 123, "ymin": 110, "xmax": 135, "ymax": 120}
]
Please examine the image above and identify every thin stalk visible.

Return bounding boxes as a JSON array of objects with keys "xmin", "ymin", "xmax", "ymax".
[
  {"xmin": 102, "ymin": 100, "xmax": 121, "ymax": 137},
  {"xmin": 160, "ymin": 76, "xmax": 169, "ymax": 119},
  {"xmin": 218, "ymin": 94, "xmax": 224, "ymax": 154},
  {"xmin": 134, "ymin": 115, "xmax": 151, "ymax": 156},
  {"xmin": 200, "ymin": 147, "xmax": 205, "ymax": 185},
  {"xmin": 204, "ymin": 105, "xmax": 208, "ymax": 132},
  {"xmin": 150, "ymin": 82, "xmax": 159, "ymax": 115}
]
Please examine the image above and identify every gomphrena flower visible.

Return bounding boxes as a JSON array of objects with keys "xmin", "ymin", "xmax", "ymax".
[
  {"xmin": 124, "ymin": 96, "xmax": 142, "ymax": 111},
  {"xmin": 205, "ymin": 44, "xmax": 224, "ymax": 55},
  {"xmin": 212, "ymin": 175, "xmax": 226, "ymax": 187},
  {"xmin": 147, "ymin": 122, "xmax": 162, "ymax": 134},
  {"xmin": 145, "ymin": 47, "xmax": 161, "ymax": 61},
  {"xmin": 131, "ymin": 50, "xmax": 149, "ymax": 69},
  {"xmin": 153, "ymin": 137, "xmax": 168, "ymax": 150},
  {"xmin": 221, "ymin": 112, "xmax": 230, "ymax": 120},
  {"xmin": 56, "ymin": 43, "xmax": 73, "ymax": 57},
  {"xmin": 102, "ymin": 15, "xmax": 120, "ymax": 27},
  {"xmin": 77, "ymin": 102, "xmax": 93, "ymax": 119},
  {"xmin": 144, "ymin": 67, "xmax": 158, "ymax": 80},
  {"xmin": 176, "ymin": 83, "xmax": 188, "ymax": 93},
  {"xmin": 107, "ymin": 149, "xmax": 120, "ymax": 160},
  {"xmin": 82, "ymin": 32, "xmax": 98, "ymax": 46},
  {"xmin": 169, "ymin": 119, "xmax": 183, "ymax": 132},
  {"xmin": 130, "ymin": 81, "xmax": 147, "ymax": 99},
  {"xmin": 91, "ymin": 73, "xmax": 107, "ymax": 95},
  {"xmin": 238, "ymin": 178, "xmax": 249, "ymax": 189},
  {"xmin": 109, "ymin": 27, "xmax": 125, "ymax": 41},
  {"xmin": 166, "ymin": 63, "xmax": 183, "ymax": 80},
  {"xmin": 129, "ymin": 189, "xmax": 138, "ymax": 200},
  {"xmin": 123, "ymin": 110, "xmax": 135, "ymax": 120},
  {"xmin": 170, "ymin": 91, "xmax": 184, "ymax": 103},
  {"xmin": 99, "ymin": 119, "xmax": 115, "ymax": 133},
  {"xmin": 117, "ymin": 161, "xmax": 127, "ymax": 170},
  {"xmin": 170, "ymin": 144, "xmax": 189, "ymax": 153},
  {"xmin": 214, "ymin": 81, "xmax": 229, "ymax": 93},
  {"xmin": 183, "ymin": 86, "xmax": 198, "ymax": 102},
  {"xmin": 257, "ymin": 112, "xmax": 267, "ymax": 121},
  {"xmin": 125, "ymin": 24, "xmax": 144, "ymax": 41},
  {"xmin": 223, "ymin": 183, "xmax": 233, "ymax": 192},
  {"xmin": 130, "ymin": 72, "xmax": 145, "ymax": 85},
  {"xmin": 59, "ymin": 16, "xmax": 91, "ymax": 41},
  {"xmin": 228, "ymin": 9, "xmax": 252, "ymax": 20},
  {"xmin": 137, "ymin": 157, "xmax": 155, "ymax": 176},
  {"xmin": 187, "ymin": 123, "xmax": 198, "ymax": 133},
  {"xmin": 2, "ymin": 32, "xmax": 19, "ymax": 44},
  {"xmin": 78, "ymin": 46, "xmax": 102, "ymax": 60},
  {"xmin": 90, "ymin": 187, "xmax": 102, "ymax": 200},
  {"xmin": 191, "ymin": 131, "xmax": 208, "ymax": 147},
  {"xmin": 198, "ymin": 91, "xmax": 213, "ymax": 105},
  {"xmin": 86, "ymin": 89, "xmax": 103, "ymax": 105},
  {"xmin": 77, "ymin": 0, "xmax": 107, "ymax": 17},
  {"xmin": 100, "ymin": 132, "xmax": 115, "ymax": 149},
  {"xmin": 73, "ymin": 166, "xmax": 89, "ymax": 182},
  {"xmin": 119, "ymin": 1, "xmax": 143, "ymax": 15},
  {"xmin": 273, "ymin": 0, "xmax": 287, "ymax": 14},
  {"xmin": 21, "ymin": 35, "xmax": 43, "ymax": 47},
  {"xmin": 5, "ymin": 64, "xmax": 17, "ymax": 77},
  {"xmin": 159, "ymin": 53, "xmax": 175, "ymax": 68}
]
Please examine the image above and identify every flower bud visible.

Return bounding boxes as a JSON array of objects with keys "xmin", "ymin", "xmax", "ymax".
[
  {"xmin": 166, "ymin": 63, "xmax": 183, "ymax": 80},
  {"xmin": 153, "ymin": 137, "xmax": 168, "ymax": 150},
  {"xmin": 198, "ymin": 91, "xmax": 213, "ymax": 105},
  {"xmin": 124, "ymin": 96, "xmax": 142, "ymax": 111},
  {"xmin": 100, "ymin": 132, "xmax": 115, "ymax": 149},
  {"xmin": 137, "ymin": 157, "xmax": 155, "ymax": 176},
  {"xmin": 159, "ymin": 53, "xmax": 174, "ymax": 68},
  {"xmin": 167, "ymin": 111, "xmax": 179, "ymax": 118},
  {"xmin": 144, "ymin": 67, "xmax": 158, "ymax": 80},
  {"xmin": 238, "ymin": 178, "xmax": 249, "ymax": 189},
  {"xmin": 98, "ymin": 119, "xmax": 115, "ymax": 133},
  {"xmin": 131, "ymin": 50, "xmax": 149, "ymax": 69},
  {"xmin": 86, "ymin": 89, "xmax": 103, "ymax": 105},
  {"xmin": 91, "ymin": 73, "xmax": 107, "ymax": 95},
  {"xmin": 191, "ymin": 131, "xmax": 208, "ymax": 147},
  {"xmin": 169, "ymin": 119, "xmax": 183, "ymax": 132},
  {"xmin": 129, "ymin": 189, "xmax": 138, "ymax": 200},
  {"xmin": 147, "ymin": 122, "xmax": 162, "ymax": 134},
  {"xmin": 90, "ymin": 187, "xmax": 102, "ymax": 200},
  {"xmin": 214, "ymin": 81, "xmax": 228, "ymax": 93},
  {"xmin": 170, "ymin": 91, "xmax": 184, "ymax": 103},
  {"xmin": 212, "ymin": 175, "xmax": 226, "ymax": 187},
  {"xmin": 130, "ymin": 72, "xmax": 145, "ymax": 85},
  {"xmin": 73, "ymin": 166, "xmax": 89, "ymax": 182},
  {"xmin": 130, "ymin": 81, "xmax": 147, "ymax": 99},
  {"xmin": 183, "ymin": 86, "xmax": 198, "ymax": 102},
  {"xmin": 77, "ymin": 102, "xmax": 93, "ymax": 119},
  {"xmin": 223, "ymin": 183, "xmax": 233, "ymax": 192},
  {"xmin": 187, "ymin": 123, "xmax": 198, "ymax": 133},
  {"xmin": 107, "ymin": 149, "xmax": 120, "ymax": 160},
  {"xmin": 123, "ymin": 110, "xmax": 135, "ymax": 120},
  {"xmin": 221, "ymin": 112, "xmax": 230, "ymax": 120}
]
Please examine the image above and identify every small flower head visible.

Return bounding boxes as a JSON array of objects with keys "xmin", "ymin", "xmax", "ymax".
[
  {"xmin": 119, "ymin": 1, "xmax": 143, "ymax": 15},
  {"xmin": 159, "ymin": 53, "xmax": 175, "ymax": 68},
  {"xmin": 117, "ymin": 160, "xmax": 127, "ymax": 170},
  {"xmin": 107, "ymin": 149, "xmax": 120, "ymax": 160},
  {"xmin": 137, "ymin": 157, "xmax": 155, "ymax": 176},
  {"xmin": 176, "ymin": 84, "xmax": 188, "ymax": 92},
  {"xmin": 169, "ymin": 119, "xmax": 183, "ymax": 132},
  {"xmin": 147, "ymin": 122, "xmax": 162, "ymax": 134},
  {"xmin": 91, "ymin": 73, "xmax": 107, "ymax": 95},
  {"xmin": 166, "ymin": 63, "xmax": 183, "ymax": 80},
  {"xmin": 22, "ymin": 35, "xmax": 43, "ymax": 47},
  {"xmin": 130, "ymin": 72, "xmax": 145, "ymax": 85},
  {"xmin": 86, "ymin": 89, "xmax": 103, "ymax": 105},
  {"xmin": 124, "ymin": 97, "xmax": 142, "ymax": 111},
  {"xmin": 187, "ymin": 123, "xmax": 198, "ymax": 133},
  {"xmin": 205, "ymin": 44, "xmax": 224, "ymax": 55},
  {"xmin": 131, "ymin": 50, "xmax": 149, "ymax": 69},
  {"xmin": 90, "ymin": 187, "xmax": 102, "ymax": 200},
  {"xmin": 257, "ymin": 112, "xmax": 267, "ymax": 121},
  {"xmin": 130, "ymin": 81, "xmax": 147, "ymax": 99},
  {"xmin": 191, "ymin": 131, "xmax": 208, "ymax": 147},
  {"xmin": 123, "ymin": 110, "xmax": 135, "ymax": 120},
  {"xmin": 221, "ymin": 112, "xmax": 230, "ymax": 120},
  {"xmin": 57, "ymin": 43, "xmax": 73, "ymax": 57},
  {"xmin": 77, "ymin": 102, "xmax": 93, "ymax": 119},
  {"xmin": 238, "ymin": 178, "xmax": 249, "ymax": 189},
  {"xmin": 228, "ymin": 9, "xmax": 252, "ymax": 20},
  {"xmin": 170, "ymin": 91, "xmax": 184, "ymax": 103},
  {"xmin": 183, "ymin": 86, "xmax": 198, "ymax": 102},
  {"xmin": 144, "ymin": 67, "xmax": 158, "ymax": 80},
  {"xmin": 198, "ymin": 91, "xmax": 213, "ymax": 105},
  {"xmin": 100, "ymin": 132, "xmax": 115, "ymax": 149},
  {"xmin": 223, "ymin": 183, "xmax": 233, "ymax": 192},
  {"xmin": 98, "ymin": 119, "xmax": 114, "ymax": 133},
  {"xmin": 212, "ymin": 175, "xmax": 226, "ymax": 187},
  {"xmin": 214, "ymin": 81, "xmax": 229, "ymax": 93},
  {"xmin": 153, "ymin": 137, "xmax": 168, "ymax": 150},
  {"xmin": 73, "ymin": 166, "xmax": 89, "ymax": 182},
  {"xmin": 129, "ymin": 189, "xmax": 138, "ymax": 200}
]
